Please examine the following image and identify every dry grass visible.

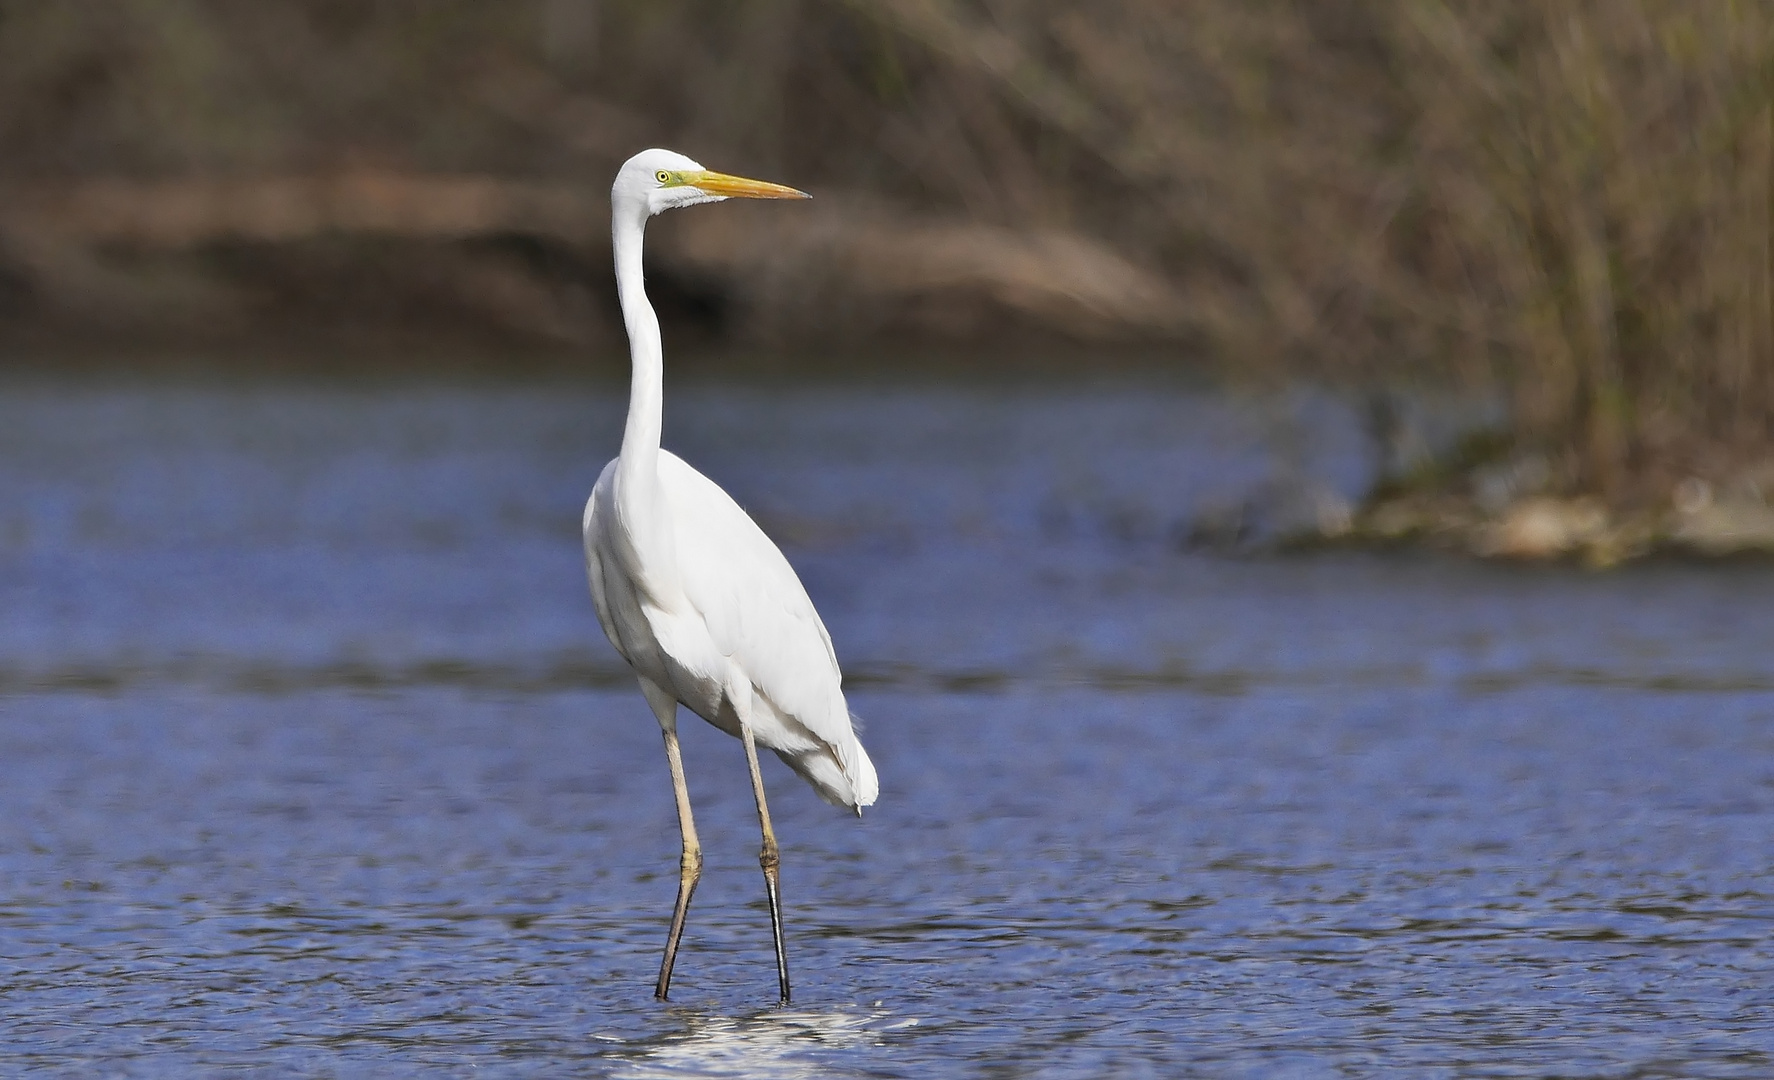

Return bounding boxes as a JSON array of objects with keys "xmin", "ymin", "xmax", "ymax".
[{"xmin": 850, "ymin": 1, "xmax": 1774, "ymax": 498}]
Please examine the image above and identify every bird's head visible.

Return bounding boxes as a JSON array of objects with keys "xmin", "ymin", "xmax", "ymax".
[{"xmin": 613, "ymin": 148, "xmax": 809, "ymax": 220}]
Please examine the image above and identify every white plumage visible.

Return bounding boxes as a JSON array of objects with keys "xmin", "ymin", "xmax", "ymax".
[
  {"xmin": 584, "ymin": 449, "xmax": 878, "ymax": 808},
  {"xmin": 582, "ymin": 148, "xmax": 875, "ymax": 1004}
]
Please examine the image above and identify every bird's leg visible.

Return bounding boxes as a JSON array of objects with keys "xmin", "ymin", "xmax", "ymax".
[
  {"xmin": 739, "ymin": 720, "xmax": 791, "ymax": 1005},
  {"xmin": 640, "ymin": 676, "xmax": 702, "ymax": 1003},
  {"xmin": 656, "ymin": 723, "xmax": 703, "ymax": 1001}
]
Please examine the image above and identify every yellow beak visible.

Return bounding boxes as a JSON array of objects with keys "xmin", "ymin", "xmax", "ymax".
[{"xmin": 689, "ymin": 170, "xmax": 811, "ymax": 200}]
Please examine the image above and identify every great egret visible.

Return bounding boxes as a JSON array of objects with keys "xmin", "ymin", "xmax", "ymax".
[{"xmin": 584, "ymin": 148, "xmax": 879, "ymax": 1005}]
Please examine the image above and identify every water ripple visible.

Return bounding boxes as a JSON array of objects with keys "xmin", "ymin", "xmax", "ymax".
[{"xmin": 1, "ymin": 381, "xmax": 1771, "ymax": 1076}]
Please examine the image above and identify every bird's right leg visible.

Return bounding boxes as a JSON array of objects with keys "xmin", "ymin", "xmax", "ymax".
[{"xmin": 642, "ymin": 678, "xmax": 700, "ymax": 1002}]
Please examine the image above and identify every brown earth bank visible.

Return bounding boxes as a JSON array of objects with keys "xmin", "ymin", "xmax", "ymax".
[
  {"xmin": 0, "ymin": 170, "xmax": 1188, "ymax": 364},
  {"xmin": 1343, "ymin": 477, "xmax": 1774, "ymax": 567},
  {"xmin": 1274, "ymin": 423, "xmax": 1774, "ymax": 565}
]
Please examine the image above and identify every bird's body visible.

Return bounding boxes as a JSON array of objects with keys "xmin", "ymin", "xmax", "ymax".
[
  {"xmin": 583, "ymin": 148, "xmax": 874, "ymax": 1004},
  {"xmin": 584, "ymin": 448, "xmax": 876, "ymax": 809}
]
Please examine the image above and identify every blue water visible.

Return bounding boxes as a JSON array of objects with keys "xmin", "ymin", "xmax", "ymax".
[{"xmin": 1, "ymin": 377, "xmax": 1771, "ymax": 1077}]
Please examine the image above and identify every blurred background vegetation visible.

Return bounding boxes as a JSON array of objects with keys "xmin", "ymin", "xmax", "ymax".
[{"xmin": 1, "ymin": 0, "xmax": 1772, "ymax": 512}]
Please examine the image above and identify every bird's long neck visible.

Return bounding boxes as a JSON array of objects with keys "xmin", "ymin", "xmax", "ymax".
[
  {"xmin": 614, "ymin": 212, "xmax": 662, "ymax": 479},
  {"xmin": 612, "ymin": 208, "xmax": 674, "ymax": 573}
]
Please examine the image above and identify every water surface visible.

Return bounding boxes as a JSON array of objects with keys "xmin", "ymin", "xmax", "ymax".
[{"xmin": 1, "ymin": 378, "xmax": 1771, "ymax": 1077}]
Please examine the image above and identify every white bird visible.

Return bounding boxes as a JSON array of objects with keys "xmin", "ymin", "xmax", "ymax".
[{"xmin": 584, "ymin": 149, "xmax": 878, "ymax": 1005}]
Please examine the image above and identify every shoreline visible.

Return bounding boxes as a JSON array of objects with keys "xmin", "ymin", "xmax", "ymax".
[{"xmin": 1337, "ymin": 485, "xmax": 1774, "ymax": 568}]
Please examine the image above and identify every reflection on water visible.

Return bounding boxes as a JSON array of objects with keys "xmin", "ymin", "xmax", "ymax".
[
  {"xmin": 0, "ymin": 377, "xmax": 1771, "ymax": 1077},
  {"xmin": 609, "ymin": 1008, "xmax": 912, "ymax": 1079}
]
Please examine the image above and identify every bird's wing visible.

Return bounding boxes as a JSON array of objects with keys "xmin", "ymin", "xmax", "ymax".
[
  {"xmin": 655, "ymin": 451, "xmax": 850, "ymax": 743},
  {"xmin": 581, "ymin": 459, "xmax": 625, "ymax": 655}
]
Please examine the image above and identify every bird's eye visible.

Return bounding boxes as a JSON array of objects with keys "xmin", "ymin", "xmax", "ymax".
[{"xmin": 655, "ymin": 170, "xmax": 672, "ymax": 184}]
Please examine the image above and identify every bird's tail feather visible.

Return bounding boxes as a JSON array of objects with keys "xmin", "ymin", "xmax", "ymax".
[
  {"xmin": 776, "ymin": 727, "xmax": 877, "ymax": 812},
  {"xmin": 846, "ymin": 728, "xmax": 879, "ymax": 809}
]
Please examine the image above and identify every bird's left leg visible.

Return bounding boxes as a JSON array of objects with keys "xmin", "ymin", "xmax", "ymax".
[{"xmin": 730, "ymin": 681, "xmax": 791, "ymax": 1005}]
